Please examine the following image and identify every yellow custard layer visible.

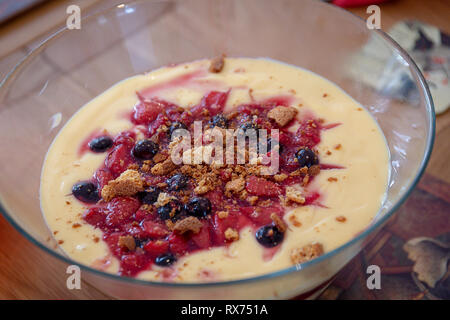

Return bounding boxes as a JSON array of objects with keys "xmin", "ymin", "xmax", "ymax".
[{"xmin": 40, "ymin": 58, "xmax": 389, "ymax": 282}]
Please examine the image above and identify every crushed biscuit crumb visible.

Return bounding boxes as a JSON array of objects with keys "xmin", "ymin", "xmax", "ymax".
[
  {"xmin": 217, "ymin": 211, "xmax": 229, "ymax": 219},
  {"xmin": 289, "ymin": 215, "xmax": 302, "ymax": 227},
  {"xmin": 336, "ymin": 216, "xmax": 347, "ymax": 222},
  {"xmin": 267, "ymin": 106, "xmax": 297, "ymax": 127},
  {"xmin": 270, "ymin": 213, "xmax": 287, "ymax": 232},
  {"xmin": 328, "ymin": 177, "xmax": 338, "ymax": 182},
  {"xmin": 155, "ymin": 192, "xmax": 176, "ymax": 208},
  {"xmin": 224, "ymin": 228, "xmax": 239, "ymax": 241},
  {"xmin": 101, "ymin": 169, "xmax": 144, "ymax": 201},
  {"xmin": 209, "ymin": 54, "xmax": 225, "ymax": 73},
  {"xmin": 151, "ymin": 158, "xmax": 177, "ymax": 175},
  {"xmin": 308, "ymin": 165, "xmax": 320, "ymax": 176},
  {"xmin": 225, "ymin": 177, "xmax": 245, "ymax": 196},
  {"xmin": 286, "ymin": 186, "xmax": 305, "ymax": 204},
  {"xmin": 274, "ymin": 173, "xmax": 288, "ymax": 182},
  {"xmin": 127, "ymin": 163, "xmax": 139, "ymax": 171},
  {"xmin": 195, "ymin": 176, "xmax": 215, "ymax": 195},
  {"xmin": 247, "ymin": 196, "xmax": 259, "ymax": 205},
  {"xmin": 153, "ymin": 153, "xmax": 167, "ymax": 163},
  {"xmin": 118, "ymin": 235, "xmax": 136, "ymax": 251},
  {"xmin": 290, "ymin": 243, "xmax": 324, "ymax": 264},
  {"xmin": 173, "ymin": 216, "xmax": 203, "ymax": 234}
]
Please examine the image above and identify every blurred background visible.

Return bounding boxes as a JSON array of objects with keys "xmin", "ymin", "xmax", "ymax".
[{"xmin": 0, "ymin": 0, "xmax": 448, "ymax": 299}]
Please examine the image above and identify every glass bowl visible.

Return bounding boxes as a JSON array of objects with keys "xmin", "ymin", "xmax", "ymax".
[{"xmin": 0, "ymin": 0, "xmax": 434, "ymax": 299}]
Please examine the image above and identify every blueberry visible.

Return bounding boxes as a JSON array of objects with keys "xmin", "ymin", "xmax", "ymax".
[
  {"xmin": 132, "ymin": 139, "xmax": 159, "ymax": 160},
  {"xmin": 155, "ymin": 253, "xmax": 177, "ymax": 267},
  {"xmin": 88, "ymin": 136, "xmax": 113, "ymax": 153},
  {"xmin": 239, "ymin": 122, "xmax": 260, "ymax": 134},
  {"xmin": 157, "ymin": 204, "xmax": 173, "ymax": 220},
  {"xmin": 72, "ymin": 181, "xmax": 100, "ymax": 203},
  {"xmin": 184, "ymin": 197, "xmax": 212, "ymax": 218},
  {"xmin": 255, "ymin": 225, "xmax": 284, "ymax": 248},
  {"xmin": 138, "ymin": 187, "xmax": 161, "ymax": 204},
  {"xmin": 296, "ymin": 147, "xmax": 319, "ymax": 168},
  {"xmin": 169, "ymin": 122, "xmax": 188, "ymax": 138},
  {"xmin": 134, "ymin": 238, "xmax": 144, "ymax": 248},
  {"xmin": 157, "ymin": 200, "xmax": 184, "ymax": 221},
  {"xmin": 167, "ymin": 174, "xmax": 189, "ymax": 191},
  {"xmin": 209, "ymin": 114, "xmax": 228, "ymax": 128}
]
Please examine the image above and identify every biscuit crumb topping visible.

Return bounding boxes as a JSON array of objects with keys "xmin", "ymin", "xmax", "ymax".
[
  {"xmin": 224, "ymin": 228, "xmax": 239, "ymax": 241},
  {"xmin": 173, "ymin": 216, "xmax": 203, "ymax": 234},
  {"xmin": 155, "ymin": 192, "xmax": 176, "ymax": 207},
  {"xmin": 274, "ymin": 173, "xmax": 288, "ymax": 182},
  {"xmin": 151, "ymin": 158, "xmax": 178, "ymax": 175},
  {"xmin": 209, "ymin": 54, "xmax": 225, "ymax": 73},
  {"xmin": 290, "ymin": 243, "xmax": 324, "ymax": 264},
  {"xmin": 118, "ymin": 235, "xmax": 136, "ymax": 251},
  {"xmin": 289, "ymin": 215, "xmax": 302, "ymax": 227},
  {"xmin": 285, "ymin": 186, "xmax": 305, "ymax": 204},
  {"xmin": 101, "ymin": 169, "xmax": 144, "ymax": 201},
  {"xmin": 225, "ymin": 177, "xmax": 245, "ymax": 196},
  {"xmin": 217, "ymin": 211, "xmax": 229, "ymax": 219},
  {"xmin": 267, "ymin": 106, "xmax": 297, "ymax": 127},
  {"xmin": 270, "ymin": 213, "xmax": 287, "ymax": 232}
]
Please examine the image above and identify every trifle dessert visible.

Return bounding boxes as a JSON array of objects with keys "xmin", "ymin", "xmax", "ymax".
[{"xmin": 40, "ymin": 57, "xmax": 389, "ymax": 282}]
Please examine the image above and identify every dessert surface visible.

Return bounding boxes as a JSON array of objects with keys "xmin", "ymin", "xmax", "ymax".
[{"xmin": 40, "ymin": 57, "xmax": 389, "ymax": 282}]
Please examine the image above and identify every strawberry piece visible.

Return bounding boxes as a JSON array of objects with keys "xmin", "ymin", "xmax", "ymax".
[
  {"xmin": 148, "ymin": 113, "xmax": 169, "ymax": 137},
  {"xmin": 245, "ymin": 176, "xmax": 282, "ymax": 197},
  {"xmin": 94, "ymin": 168, "xmax": 114, "ymax": 191},
  {"xmin": 83, "ymin": 206, "xmax": 108, "ymax": 228},
  {"xmin": 212, "ymin": 210, "xmax": 242, "ymax": 244},
  {"xmin": 120, "ymin": 252, "xmax": 150, "ymax": 276},
  {"xmin": 113, "ymin": 130, "xmax": 136, "ymax": 148},
  {"xmin": 190, "ymin": 90, "xmax": 229, "ymax": 117},
  {"xmin": 143, "ymin": 240, "xmax": 169, "ymax": 257},
  {"xmin": 281, "ymin": 149, "xmax": 301, "ymax": 171},
  {"xmin": 294, "ymin": 119, "xmax": 321, "ymax": 148},
  {"xmin": 241, "ymin": 205, "xmax": 284, "ymax": 226},
  {"xmin": 132, "ymin": 99, "xmax": 165, "ymax": 125},
  {"xmin": 105, "ymin": 197, "xmax": 140, "ymax": 227},
  {"xmin": 125, "ymin": 226, "xmax": 147, "ymax": 239},
  {"xmin": 191, "ymin": 221, "xmax": 212, "ymax": 249},
  {"xmin": 237, "ymin": 103, "xmax": 265, "ymax": 115},
  {"xmin": 304, "ymin": 191, "xmax": 321, "ymax": 205},
  {"xmin": 105, "ymin": 144, "xmax": 133, "ymax": 177},
  {"xmin": 103, "ymin": 232, "xmax": 127, "ymax": 256},
  {"xmin": 141, "ymin": 220, "xmax": 169, "ymax": 238},
  {"xmin": 168, "ymin": 233, "xmax": 189, "ymax": 255},
  {"xmin": 134, "ymin": 209, "xmax": 149, "ymax": 222},
  {"xmin": 204, "ymin": 189, "xmax": 225, "ymax": 210}
]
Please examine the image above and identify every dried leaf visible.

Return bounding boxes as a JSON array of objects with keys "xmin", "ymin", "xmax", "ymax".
[{"xmin": 403, "ymin": 237, "xmax": 450, "ymax": 288}]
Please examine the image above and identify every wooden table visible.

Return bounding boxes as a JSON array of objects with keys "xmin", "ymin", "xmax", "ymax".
[{"xmin": 0, "ymin": 0, "xmax": 448, "ymax": 299}]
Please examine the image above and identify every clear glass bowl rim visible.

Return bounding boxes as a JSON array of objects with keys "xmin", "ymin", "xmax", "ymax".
[{"xmin": 0, "ymin": 0, "xmax": 435, "ymax": 288}]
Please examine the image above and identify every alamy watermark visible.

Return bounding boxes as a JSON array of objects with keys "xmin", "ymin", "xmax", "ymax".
[
  {"xmin": 366, "ymin": 5, "xmax": 381, "ymax": 30},
  {"xmin": 366, "ymin": 264, "xmax": 381, "ymax": 290},
  {"xmin": 66, "ymin": 265, "xmax": 81, "ymax": 290},
  {"xmin": 66, "ymin": 5, "xmax": 81, "ymax": 30}
]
